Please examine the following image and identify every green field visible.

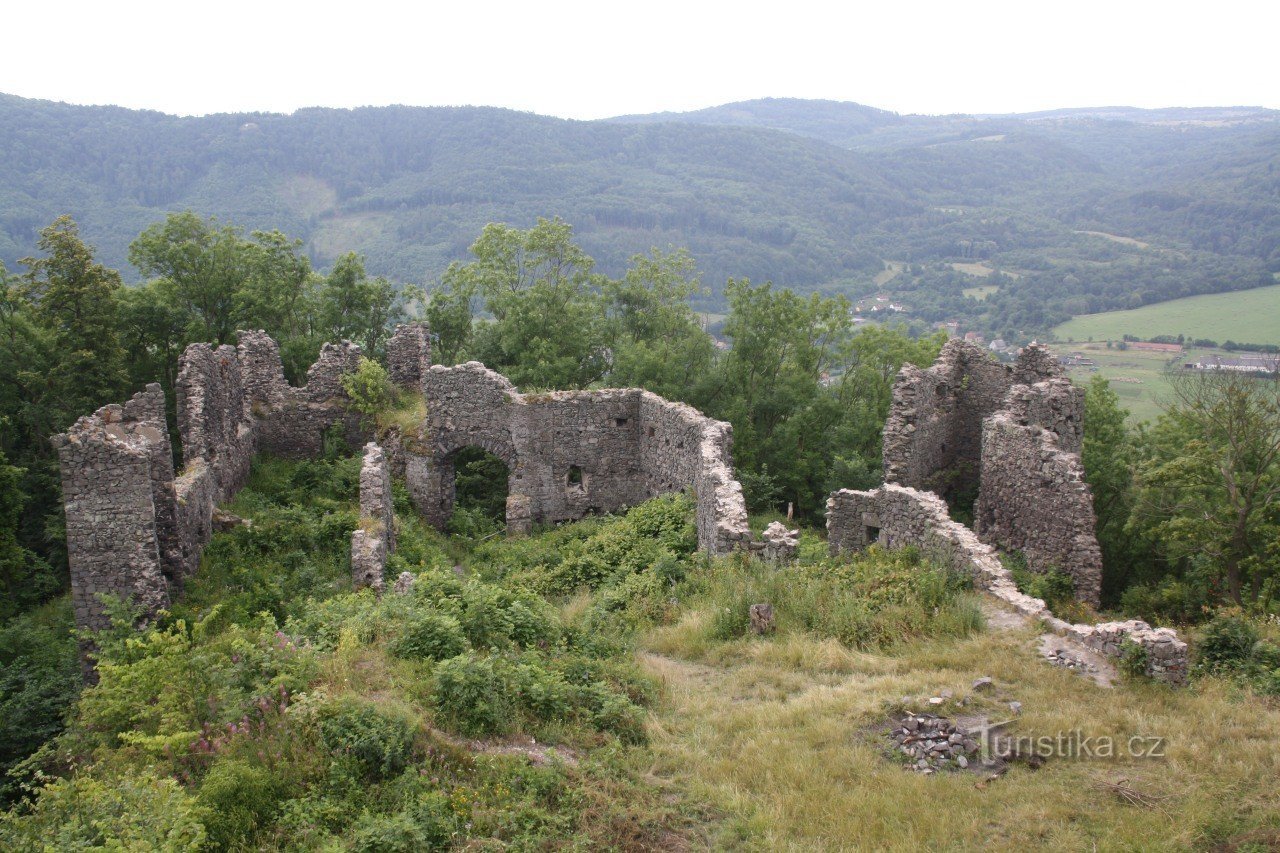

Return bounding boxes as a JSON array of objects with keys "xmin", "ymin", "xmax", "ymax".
[{"xmin": 1053, "ymin": 284, "xmax": 1280, "ymax": 345}]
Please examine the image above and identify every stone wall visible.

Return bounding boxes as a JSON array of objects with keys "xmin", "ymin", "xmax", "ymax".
[
  {"xmin": 52, "ymin": 387, "xmax": 175, "ymax": 635},
  {"xmin": 882, "ymin": 342, "xmax": 1101, "ymax": 603},
  {"xmin": 386, "ymin": 322, "xmax": 431, "ymax": 392},
  {"xmin": 882, "ymin": 340, "xmax": 1035, "ymax": 499},
  {"xmin": 409, "ymin": 362, "xmax": 751, "ymax": 554},
  {"xmin": 56, "ymin": 331, "xmax": 364, "ymax": 649},
  {"xmin": 352, "ymin": 442, "xmax": 395, "ymax": 590},
  {"xmin": 827, "ymin": 484, "xmax": 1187, "ymax": 684},
  {"xmin": 974, "ymin": 381, "xmax": 1102, "ymax": 606},
  {"xmin": 240, "ymin": 331, "xmax": 365, "ymax": 458}
]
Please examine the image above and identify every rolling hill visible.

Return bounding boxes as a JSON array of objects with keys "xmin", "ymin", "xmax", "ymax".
[{"xmin": 2, "ymin": 93, "xmax": 1278, "ymax": 334}]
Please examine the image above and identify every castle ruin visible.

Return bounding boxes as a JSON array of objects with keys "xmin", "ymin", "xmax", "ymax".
[
  {"xmin": 828, "ymin": 341, "xmax": 1186, "ymax": 683},
  {"xmin": 54, "ymin": 323, "xmax": 751, "ymax": 652}
]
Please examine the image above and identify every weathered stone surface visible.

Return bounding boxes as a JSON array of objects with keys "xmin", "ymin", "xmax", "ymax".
[
  {"xmin": 410, "ymin": 362, "xmax": 752, "ymax": 555},
  {"xmin": 827, "ymin": 484, "xmax": 1187, "ymax": 684},
  {"xmin": 386, "ymin": 322, "xmax": 431, "ymax": 392},
  {"xmin": 393, "ymin": 571, "xmax": 416, "ymax": 595},
  {"xmin": 52, "ymin": 390, "xmax": 173, "ymax": 637},
  {"xmin": 882, "ymin": 342, "xmax": 1100, "ymax": 604},
  {"xmin": 749, "ymin": 603, "xmax": 776, "ymax": 634},
  {"xmin": 882, "ymin": 340, "xmax": 1052, "ymax": 499},
  {"xmin": 760, "ymin": 521, "xmax": 800, "ymax": 563},
  {"xmin": 974, "ymin": 381, "xmax": 1101, "ymax": 606},
  {"xmin": 353, "ymin": 442, "xmax": 394, "ymax": 590}
]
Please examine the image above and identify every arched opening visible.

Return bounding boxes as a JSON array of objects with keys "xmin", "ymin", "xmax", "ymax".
[{"xmin": 444, "ymin": 446, "xmax": 510, "ymax": 536}]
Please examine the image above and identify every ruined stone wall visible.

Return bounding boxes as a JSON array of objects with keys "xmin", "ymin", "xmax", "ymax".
[
  {"xmin": 974, "ymin": 381, "xmax": 1101, "ymax": 606},
  {"xmin": 827, "ymin": 485, "xmax": 1186, "ymax": 684},
  {"xmin": 386, "ymin": 322, "xmax": 431, "ymax": 392},
  {"xmin": 52, "ymin": 387, "xmax": 174, "ymax": 634},
  {"xmin": 58, "ymin": 331, "xmax": 365, "ymax": 648},
  {"xmin": 241, "ymin": 332, "xmax": 365, "ymax": 459},
  {"xmin": 411, "ymin": 362, "xmax": 750, "ymax": 554},
  {"xmin": 352, "ymin": 442, "xmax": 394, "ymax": 590},
  {"xmin": 882, "ymin": 341, "xmax": 1063, "ymax": 499},
  {"xmin": 638, "ymin": 393, "xmax": 751, "ymax": 554}
]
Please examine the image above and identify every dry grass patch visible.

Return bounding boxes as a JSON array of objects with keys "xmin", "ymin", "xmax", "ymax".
[{"xmin": 640, "ymin": 615, "xmax": 1280, "ymax": 850}]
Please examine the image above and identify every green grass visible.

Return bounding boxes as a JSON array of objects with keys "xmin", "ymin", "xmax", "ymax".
[
  {"xmin": 962, "ymin": 284, "xmax": 1000, "ymax": 300},
  {"xmin": 1053, "ymin": 284, "xmax": 1280, "ymax": 345}
]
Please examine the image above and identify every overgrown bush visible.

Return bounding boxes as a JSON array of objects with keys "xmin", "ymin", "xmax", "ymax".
[
  {"xmin": 391, "ymin": 611, "xmax": 469, "ymax": 662},
  {"xmin": 431, "ymin": 652, "xmax": 514, "ymax": 737},
  {"xmin": 1197, "ymin": 615, "xmax": 1260, "ymax": 672},
  {"xmin": 318, "ymin": 699, "xmax": 416, "ymax": 782},
  {"xmin": 0, "ymin": 769, "xmax": 207, "ymax": 851},
  {"xmin": 1118, "ymin": 640, "xmax": 1150, "ymax": 680},
  {"xmin": 198, "ymin": 758, "xmax": 286, "ymax": 849}
]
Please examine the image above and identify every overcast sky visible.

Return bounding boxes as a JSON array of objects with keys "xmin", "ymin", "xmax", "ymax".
[{"xmin": 3, "ymin": 0, "xmax": 1276, "ymax": 119}]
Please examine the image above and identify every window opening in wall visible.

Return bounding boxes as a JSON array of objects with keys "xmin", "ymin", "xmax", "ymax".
[
  {"xmin": 865, "ymin": 525, "xmax": 881, "ymax": 544},
  {"xmin": 567, "ymin": 465, "xmax": 584, "ymax": 488},
  {"xmin": 615, "ymin": 417, "xmax": 629, "ymax": 427},
  {"xmin": 647, "ymin": 426, "xmax": 655, "ymax": 438}
]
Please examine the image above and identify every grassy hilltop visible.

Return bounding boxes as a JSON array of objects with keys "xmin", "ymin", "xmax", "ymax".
[{"xmin": 5, "ymin": 454, "xmax": 1280, "ymax": 850}]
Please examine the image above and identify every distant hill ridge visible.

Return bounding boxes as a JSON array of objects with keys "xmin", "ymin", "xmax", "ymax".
[{"xmin": 1, "ymin": 93, "xmax": 1277, "ymax": 333}]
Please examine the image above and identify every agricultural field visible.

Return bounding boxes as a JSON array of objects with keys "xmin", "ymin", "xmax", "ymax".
[
  {"xmin": 1053, "ymin": 284, "xmax": 1280, "ymax": 346},
  {"xmin": 1048, "ymin": 342, "xmax": 1213, "ymax": 424}
]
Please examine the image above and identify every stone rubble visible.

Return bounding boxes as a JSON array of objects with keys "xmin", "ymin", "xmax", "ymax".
[
  {"xmin": 1044, "ymin": 647, "xmax": 1099, "ymax": 674},
  {"xmin": 889, "ymin": 713, "xmax": 982, "ymax": 774},
  {"xmin": 760, "ymin": 521, "xmax": 800, "ymax": 563}
]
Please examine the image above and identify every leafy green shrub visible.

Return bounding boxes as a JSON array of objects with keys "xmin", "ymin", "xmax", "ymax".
[
  {"xmin": 1118, "ymin": 640, "xmax": 1151, "ymax": 680},
  {"xmin": 342, "ymin": 357, "xmax": 397, "ymax": 427},
  {"xmin": 1119, "ymin": 577, "xmax": 1213, "ymax": 625},
  {"xmin": 391, "ymin": 611, "xmax": 469, "ymax": 662},
  {"xmin": 432, "ymin": 652, "xmax": 514, "ymax": 737},
  {"xmin": 0, "ymin": 769, "xmax": 207, "ymax": 851},
  {"xmin": 198, "ymin": 758, "xmax": 285, "ymax": 849},
  {"xmin": 319, "ymin": 699, "xmax": 415, "ymax": 781},
  {"xmin": 446, "ymin": 505, "xmax": 503, "ymax": 539},
  {"xmin": 0, "ymin": 599, "xmax": 79, "ymax": 803},
  {"xmin": 1197, "ymin": 615, "xmax": 1260, "ymax": 672},
  {"xmin": 351, "ymin": 810, "xmax": 434, "ymax": 853},
  {"xmin": 1005, "ymin": 553, "xmax": 1077, "ymax": 614}
]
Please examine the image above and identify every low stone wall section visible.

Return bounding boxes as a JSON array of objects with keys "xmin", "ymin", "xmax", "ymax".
[{"xmin": 827, "ymin": 484, "xmax": 1186, "ymax": 684}]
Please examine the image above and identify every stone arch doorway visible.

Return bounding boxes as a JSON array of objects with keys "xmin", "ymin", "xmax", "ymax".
[
  {"xmin": 445, "ymin": 446, "xmax": 511, "ymax": 533},
  {"xmin": 412, "ymin": 435, "xmax": 524, "ymax": 534}
]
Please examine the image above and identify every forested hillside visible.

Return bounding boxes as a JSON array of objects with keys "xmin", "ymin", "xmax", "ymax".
[{"xmin": 2, "ymin": 93, "xmax": 1279, "ymax": 337}]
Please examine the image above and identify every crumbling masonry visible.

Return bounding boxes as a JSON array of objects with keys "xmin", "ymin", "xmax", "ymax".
[
  {"xmin": 881, "ymin": 340, "xmax": 1101, "ymax": 605},
  {"xmin": 56, "ymin": 323, "xmax": 752, "ymax": 656},
  {"xmin": 827, "ymin": 485, "xmax": 1187, "ymax": 684},
  {"xmin": 55, "ymin": 332, "xmax": 364, "ymax": 642},
  {"xmin": 388, "ymin": 360, "xmax": 751, "ymax": 554},
  {"xmin": 829, "ymin": 340, "xmax": 1185, "ymax": 684}
]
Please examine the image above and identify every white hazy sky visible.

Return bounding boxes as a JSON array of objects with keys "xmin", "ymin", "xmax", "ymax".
[{"xmin": 3, "ymin": 0, "xmax": 1276, "ymax": 119}]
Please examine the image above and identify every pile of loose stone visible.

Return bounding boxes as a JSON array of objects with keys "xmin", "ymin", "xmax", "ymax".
[
  {"xmin": 889, "ymin": 713, "xmax": 981, "ymax": 774},
  {"xmin": 1043, "ymin": 645, "xmax": 1099, "ymax": 674}
]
